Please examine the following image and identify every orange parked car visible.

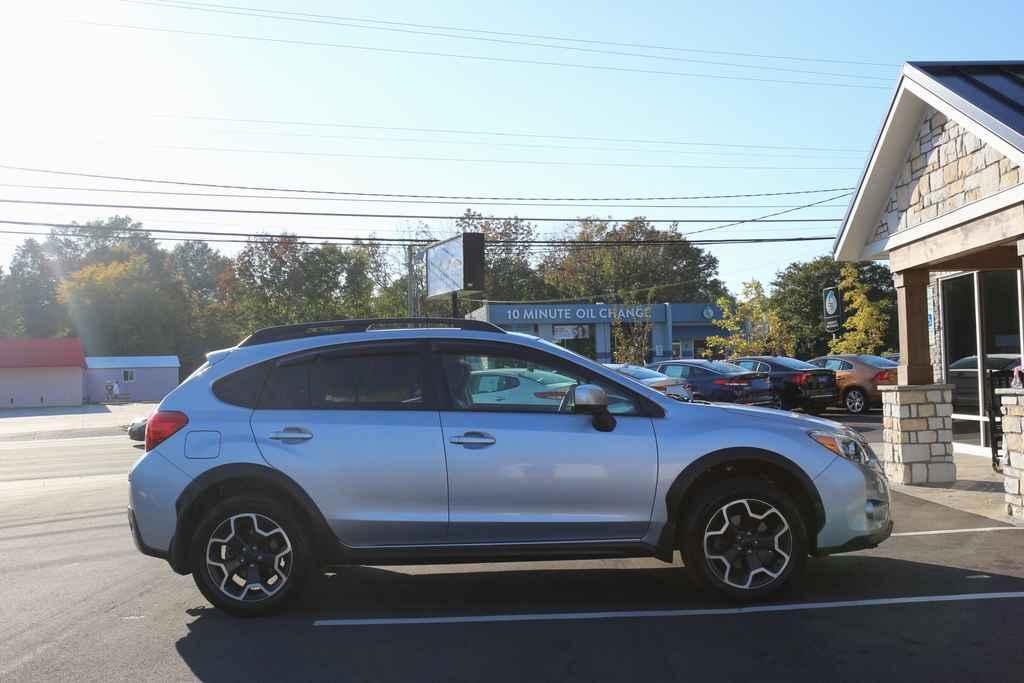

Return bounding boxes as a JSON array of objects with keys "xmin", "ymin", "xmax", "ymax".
[{"xmin": 808, "ymin": 354, "xmax": 898, "ymax": 414}]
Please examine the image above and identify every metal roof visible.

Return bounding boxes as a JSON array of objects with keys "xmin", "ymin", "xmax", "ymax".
[
  {"xmin": 85, "ymin": 356, "xmax": 181, "ymax": 369},
  {"xmin": 907, "ymin": 61, "xmax": 1024, "ymax": 153},
  {"xmin": 0, "ymin": 338, "xmax": 85, "ymax": 369}
]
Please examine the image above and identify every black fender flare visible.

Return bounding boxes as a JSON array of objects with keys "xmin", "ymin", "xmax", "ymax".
[
  {"xmin": 654, "ymin": 447, "xmax": 826, "ymax": 561},
  {"xmin": 170, "ymin": 463, "xmax": 336, "ymax": 574}
]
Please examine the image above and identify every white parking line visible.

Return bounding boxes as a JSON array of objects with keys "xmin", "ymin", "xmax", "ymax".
[
  {"xmin": 313, "ymin": 591, "xmax": 1024, "ymax": 626},
  {"xmin": 893, "ymin": 526, "xmax": 1024, "ymax": 537}
]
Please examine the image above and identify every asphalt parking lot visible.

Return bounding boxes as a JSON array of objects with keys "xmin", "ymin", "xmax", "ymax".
[{"xmin": 3, "ymin": 416, "xmax": 1024, "ymax": 682}]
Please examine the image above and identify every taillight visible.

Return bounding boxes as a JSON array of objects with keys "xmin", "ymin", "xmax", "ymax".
[
  {"xmin": 874, "ymin": 369, "xmax": 896, "ymax": 384},
  {"xmin": 793, "ymin": 372, "xmax": 809, "ymax": 384},
  {"xmin": 145, "ymin": 411, "xmax": 189, "ymax": 451},
  {"xmin": 534, "ymin": 390, "xmax": 565, "ymax": 400}
]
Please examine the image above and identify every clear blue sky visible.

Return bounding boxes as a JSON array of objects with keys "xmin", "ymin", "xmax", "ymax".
[{"xmin": 1, "ymin": 0, "xmax": 1021, "ymax": 294}]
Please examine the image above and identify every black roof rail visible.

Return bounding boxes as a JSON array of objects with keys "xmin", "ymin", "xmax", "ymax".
[{"xmin": 238, "ymin": 317, "xmax": 505, "ymax": 347}]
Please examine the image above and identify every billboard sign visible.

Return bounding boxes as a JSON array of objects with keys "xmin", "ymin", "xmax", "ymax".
[
  {"xmin": 823, "ymin": 286, "xmax": 842, "ymax": 333},
  {"xmin": 426, "ymin": 233, "xmax": 485, "ymax": 299}
]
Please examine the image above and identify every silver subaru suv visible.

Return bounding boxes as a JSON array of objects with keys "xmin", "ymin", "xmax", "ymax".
[{"xmin": 128, "ymin": 318, "xmax": 892, "ymax": 616}]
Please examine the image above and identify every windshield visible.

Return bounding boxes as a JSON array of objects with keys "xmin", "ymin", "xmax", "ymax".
[{"xmin": 771, "ymin": 356, "xmax": 818, "ymax": 370}]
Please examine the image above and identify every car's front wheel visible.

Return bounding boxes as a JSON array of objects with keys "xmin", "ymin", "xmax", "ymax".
[
  {"xmin": 190, "ymin": 496, "xmax": 310, "ymax": 617},
  {"xmin": 844, "ymin": 387, "xmax": 867, "ymax": 414},
  {"xmin": 682, "ymin": 478, "xmax": 807, "ymax": 601}
]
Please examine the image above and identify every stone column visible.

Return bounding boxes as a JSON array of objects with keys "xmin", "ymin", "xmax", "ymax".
[
  {"xmin": 880, "ymin": 384, "xmax": 955, "ymax": 484},
  {"xmin": 998, "ymin": 389, "xmax": 1024, "ymax": 518}
]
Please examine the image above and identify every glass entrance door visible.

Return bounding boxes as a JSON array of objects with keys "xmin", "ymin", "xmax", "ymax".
[{"xmin": 941, "ymin": 271, "xmax": 1022, "ymax": 452}]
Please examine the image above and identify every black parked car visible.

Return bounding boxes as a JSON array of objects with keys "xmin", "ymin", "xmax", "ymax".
[
  {"xmin": 648, "ymin": 359, "xmax": 774, "ymax": 405},
  {"xmin": 732, "ymin": 356, "xmax": 837, "ymax": 413}
]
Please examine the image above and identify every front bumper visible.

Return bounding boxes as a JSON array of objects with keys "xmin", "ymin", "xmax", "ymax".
[{"xmin": 815, "ymin": 520, "xmax": 893, "ymax": 556}]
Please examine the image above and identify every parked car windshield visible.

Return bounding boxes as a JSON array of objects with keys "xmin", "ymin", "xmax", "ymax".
[
  {"xmin": 770, "ymin": 357, "xmax": 818, "ymax": 370},
  {"xmin": 857, "ymin": 354, "xmax": 898, "ymax": 367}
]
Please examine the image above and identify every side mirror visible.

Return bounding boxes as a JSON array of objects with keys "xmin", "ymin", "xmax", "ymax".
[
  {"xmin": 571, "ymin": 384, "xmax": 616, "ymax": 432},
  {"xmin": 572, "ymin": 384, "xmax": 608, "ymax": 414}
]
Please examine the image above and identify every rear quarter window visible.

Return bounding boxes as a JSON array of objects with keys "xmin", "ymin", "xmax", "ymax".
[{"xmin": 212, "ymin": 361, "xmax": 272, "ymax": 408}]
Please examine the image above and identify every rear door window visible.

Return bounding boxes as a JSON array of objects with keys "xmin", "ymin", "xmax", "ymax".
[
  {"xmin": 313, "ymin": 352, "xmax": 426, "ymax": 409},
  {"xmin": 663, "ymin": 365, "xmax": 689, "ymax": 378}
]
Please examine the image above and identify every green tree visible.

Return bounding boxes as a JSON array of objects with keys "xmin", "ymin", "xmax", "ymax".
[
  {"xmin": 540, "ymin": 218, "xmax": 727, "ymax": 303},
  {"xmin": 829, "ymin": 263, "xmax": 893, "ymax": 354},
  {"xmin": 59, "ymin": 256, "xmax": 190, "ymax": 357},
  {"xmin": 8, "ymin": 239, "xmax": 66, "ymax": 337},
  {"xmin": 456, "ymin": 211, "xmax": 552, "ymax": 303},
  {"xmin": 0, "ymin": 265, "xmax": 24, "ymax": 337},
  {"xmin": 771, "ymin": 256, "xmax": 896, "ymax": 358},
  {"xmin": 705, "ymin": 280, "xmax": 796, "ymax": 358},
  {"xmin": 170, "ymin": 241, "xmax": 231, "ymax": 300}
]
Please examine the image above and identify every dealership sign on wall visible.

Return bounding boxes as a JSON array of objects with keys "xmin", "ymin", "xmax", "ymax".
[{"xmin": 823, "ymin": 286, "xmax": 843, "ymax": 333}]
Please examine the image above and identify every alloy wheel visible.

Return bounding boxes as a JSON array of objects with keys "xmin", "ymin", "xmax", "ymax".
[
  {"xmin": 205, "ymin": 513, "xmax": 293, "ymax": 602},
  {"xmin": 845, "ymin": 389, "xmax": 866, "ymax": 414},
  {"xmin": 703, "ymin": 498, "xmax": 792, "ymax": 590}
]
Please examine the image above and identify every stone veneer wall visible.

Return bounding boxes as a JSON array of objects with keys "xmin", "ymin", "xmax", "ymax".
[
  {"xmin": 998, "ymin": 389, "xmax": 1024, "ymax": 518},
  {"xmin": 881, "ymin": 384, "xmax": 955, "ymax": 484},
  {"xmin": 872, "ymin": 106, "xmax": 1022, "ymax": 242}
]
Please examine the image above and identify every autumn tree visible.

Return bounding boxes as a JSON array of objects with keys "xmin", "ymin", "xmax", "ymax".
[
  {"xmin": 705, "ymin": 280, "xmax": 796, "ymax": 358},
  {"xmin": 829, "ymin": 263, "xmax": 893, "ymax": 354}
]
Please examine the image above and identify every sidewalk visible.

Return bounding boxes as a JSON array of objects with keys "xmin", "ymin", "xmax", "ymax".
[
  {"xmin": 0, "ymin": 402, "xmax": 154, "ymax": 441},
  {"xmin": 868, "ymin": 441, "xmax": 1016, "ymax": 525}
]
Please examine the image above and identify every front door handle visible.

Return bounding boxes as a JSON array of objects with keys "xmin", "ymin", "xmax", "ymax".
[
  {"xmin": 448, "ymin": 431, "xmax": 496, "ymax": 448},
  {"xmin": 268, "ymin": 428, "xmax": 313, "ymax": 442}
]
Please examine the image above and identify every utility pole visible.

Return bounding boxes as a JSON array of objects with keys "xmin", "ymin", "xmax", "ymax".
[{"xmin": 406, "ymin": 245, "xmax": 416, "ymax": 317}]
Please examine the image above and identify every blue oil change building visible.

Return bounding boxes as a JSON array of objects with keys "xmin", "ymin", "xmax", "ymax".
[{"xmin": 467, "ymin": 303, "xmax": 723, "ymax": 363}]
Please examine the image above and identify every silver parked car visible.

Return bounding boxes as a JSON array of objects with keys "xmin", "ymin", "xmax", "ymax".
[
  {"xmin": 605, "ymin": 363, "xmax": 692, "ymax": 401},
  {"xmin": 129, "ymin": 318, "xmax": 892, "ymax": 616}
]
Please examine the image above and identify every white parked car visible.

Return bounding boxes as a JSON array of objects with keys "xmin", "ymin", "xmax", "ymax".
[
  {"xmin": 468, "ymin": 367, "xmax": 578, "ymax": 407},
  {"xmin": 605, "ymin": 364, "xmax": 692, "ymax": 401}
]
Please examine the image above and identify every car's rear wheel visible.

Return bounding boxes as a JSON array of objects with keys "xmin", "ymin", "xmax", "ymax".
[
  {"xmin": 190, "ymin": 496, "xmax": 310, "ymax": 617},
  {"xmin": 682, "ymin": 478, "xmax": 806, "ymax": 601},
  {"xmin": 844, "ymin": 387, "xmax": 867, "ymax": 414}
]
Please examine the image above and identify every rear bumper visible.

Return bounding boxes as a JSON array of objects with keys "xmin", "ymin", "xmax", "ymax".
[{"xmin": 128, "ymin": 506, "xmax": 170, "ymax": 561}]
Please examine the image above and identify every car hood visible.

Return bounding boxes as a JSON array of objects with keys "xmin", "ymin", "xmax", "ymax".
[{"xmin": 679, "ymin": 400, "xmax": 852, "ymax": 434}]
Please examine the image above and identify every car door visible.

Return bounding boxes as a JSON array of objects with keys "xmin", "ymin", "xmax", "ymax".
[
  {"xmin": 825, "ymin": 358, "xmax": 853, "ymax": 395},
  {"xmin": 250, "ymin": 342, "xmax": 449, "ymax": 547},
  {"xmin": 434, "ymin": 341, "xmax": 659, "ymax": 544}
]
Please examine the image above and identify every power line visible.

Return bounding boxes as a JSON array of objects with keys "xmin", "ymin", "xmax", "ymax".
[
  {"xmin": 127, "ymin": 0, "xmax": 899, "ymax": 69},
  {"xmin": 0, "ymin": 220, "xmax": 835, "ymax": 247},
  {"xmin": 154, "ymin": 144, "xmax": 862, "ymax": 170},
  {"xmin": 0, "ymin": 183, "xmax": 850, "ymax": 209},
  {"xmin": 127, "ymin": 0, "xmax": 892, "ymax": 82},
  {"xmin": 0, "ymin": 163, "xmax": 858, "ymax": 200},
  {"xmin": 194, "ymin": 129, "xmax": 865, "ymax": 159},
  {"xmin": 682, "ymin": 192, "xmax": 852, "ymax": 237},
  {"xmin": 77, "ymin": 22, "xmax": 892, "ymax": 91},
  {"xmin": 0, "ymin": 198, "xmax": 843, "ymax": 223},
  {"xmin": 162, "ymin": 114, "xmax": 869, "ymax": 153}
]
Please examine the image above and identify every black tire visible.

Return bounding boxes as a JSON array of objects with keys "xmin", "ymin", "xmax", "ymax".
[
  {"xmin": 190, "ymin": 496, "xmax": 311, "ymax": 617},
  {"xmin": 844, "ymin": 387, "xmax": 867, "ymax": 414},
  {"xmin": 681, "ymin": 477, "xmax": 807, "ymax": 602}
]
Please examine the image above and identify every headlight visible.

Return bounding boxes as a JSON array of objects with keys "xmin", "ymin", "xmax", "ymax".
[{"xmin": 809, "ymin": 430, "xmax": 874, "ymax": 465}]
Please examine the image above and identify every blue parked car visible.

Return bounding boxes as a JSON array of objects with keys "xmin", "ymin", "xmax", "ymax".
[{"xmin": 648, "ymin": 359, "xmax": 775, "ymax": 406}]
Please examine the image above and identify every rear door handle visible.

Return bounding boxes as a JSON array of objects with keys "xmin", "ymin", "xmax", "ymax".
[
  {"xmin": 449, "ymin": 432, "xmax": 496, "ymax": 448},
  {"xmin": 268, "ymin": 428, "xmax": 313, "ymax": 442}
]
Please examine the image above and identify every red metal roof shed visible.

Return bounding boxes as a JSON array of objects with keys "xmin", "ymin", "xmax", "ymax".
[{"xmin": 0, "ymin": 338, "xmax": 86, "ymax": 369}]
